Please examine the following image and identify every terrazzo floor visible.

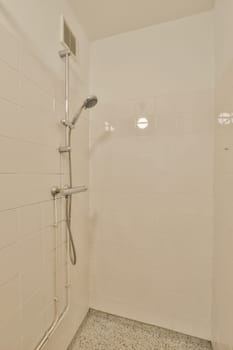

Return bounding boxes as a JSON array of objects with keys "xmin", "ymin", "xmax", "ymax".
[{"xmin": 68, "ymin": 309, "xmax": 212, "ymax": 350}]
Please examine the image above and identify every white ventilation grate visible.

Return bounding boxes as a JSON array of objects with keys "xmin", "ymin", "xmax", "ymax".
[{"xmin": 60, "ymin": 15, "xmax": 77, "ymax": 57}]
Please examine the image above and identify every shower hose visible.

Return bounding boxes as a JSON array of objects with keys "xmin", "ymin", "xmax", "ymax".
[{"xmin": 66, "ymin": 128, "xmax": 77, "ymax": 265}]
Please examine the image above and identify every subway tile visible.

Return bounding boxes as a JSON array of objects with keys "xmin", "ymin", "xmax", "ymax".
[
  {"xmin": 57, "ymin": 259, "xmax": 67, "ymax": 315},
  {"xmin": 19, "ymin": 231, "xmax": 43, "ymax": 273},
  {"xmin": 54, "ymin": 79, "xmax": 65, "ymax": 105},
  {"xmin": 44, "ymin": 301, "xmax": 55, "ymax": 331},
  {"xmin": 41, "ymin": 200, "xmax": 54, "ymax": 228},
  {"xmin": 0, "ymin": 98, "xmax": 19, "ymax": 138},
  {"xmin": 43, "ymin": 250, "xmax": 55, "ymax": 305},
  {"xmin": 0, "ymin": 209, "xmax": 18, "ymax": 250},
  {"xmin": 0, "ymin": 60, "xmax": 19, "ymax": 104},
  {"xmin": 0, "ymin": 24, "xmax": 20, "ymax": 70},
  {"xmin": 19, "ymin": 75, "xmax": 53, "ymax": 113},
  {"xmin": 15, "ymin": 141, "xmax": 60, "ymax": 174},
  {"xmin": 21, "ymin": 291, "xmax": 46, "ymax": 350},
  {"xmin": 58, "ymin": 221, "xmax": 67, "ymax": 246},
  {"xmin": 0, "ymin": 12, "xmax": 90, "ymax": 350},
  {"xmin": 20, "ymin": 263, "xmax": 44, "ymax": 304},
  {"xmin": 16, "ymin": 105, "xmax": 46, "ymax": 144},
  {"xmin": 0, "ymin": 276, "xmax": 20, "ymax": 327},
  {"xmin": 0, "ymin": 243, "xmax": 20, "ymax": 285},
  {"xmin": 0, "ymin": 136, "xmax": 18, "ymax": 173},
  {"xmin": 19, "ymin": 231, "xmax": 45, "ymax": 303},
  {"xmin": 57, "ymin": 197, "xmax": 67, "ymax": 223},
  {"xmin": 0, "ymin": 174, "xmax": 60, "ymax": 211},
  {"xmin": 0, "ymin": 137, "xmax": 60, "ymax": 175},
  {"xmin": 42, "ymin": 226, "xmax": 56, "ymax": 254},
  {"xmin": 0, "ymin": 311, "xmax": 22, "ymax": 350},
  {"xmin": 20, "ymin": 47, "xmax": 54, "ymax": 95},
  {"xmin": 18, "ymin": 203, "xmax": 41, "ymax": 237}
]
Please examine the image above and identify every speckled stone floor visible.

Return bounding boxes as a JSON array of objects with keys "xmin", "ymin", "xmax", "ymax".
[{"xmin": 67, "ymin": 309, "xmax": 212, "ymax": 350}]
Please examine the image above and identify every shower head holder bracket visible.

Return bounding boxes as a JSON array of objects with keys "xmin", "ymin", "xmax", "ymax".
[
  {"xmin": 59, "ymin": 49, "xmax": 71, "ymax": 59},
  {"xmin": 61, "ymin": 119, "xmax": 75, "ymax": 129},
  {"xmin": 59, "ymin": 145, "xmax": 71, "ymax": 153}
]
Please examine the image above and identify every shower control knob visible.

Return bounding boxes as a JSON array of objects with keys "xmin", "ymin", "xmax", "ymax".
[{"xmin": 51, "ymin": 186, "xmax": 61, "ymax": 197}]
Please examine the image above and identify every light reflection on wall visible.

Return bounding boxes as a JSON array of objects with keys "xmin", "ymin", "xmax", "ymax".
[
  {"xmin": 135, "ymin": 117, "xmax": 149, "ymax": 129},
  {"xmin": 218, "ymin": 112, "xmax": 233, "ymax": 125},
  {"xmin": 105, "ymin": 121, "xmax": 115, "ymax": 132}
]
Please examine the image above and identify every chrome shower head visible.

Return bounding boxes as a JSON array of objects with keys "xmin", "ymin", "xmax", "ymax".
[
  {"xmin": 83, "ymin": 95, "xmax": 98, "ymax": 109},
  {"xmin": 71, "ymin": 95, "xmax": 98, "ymax": 127}
]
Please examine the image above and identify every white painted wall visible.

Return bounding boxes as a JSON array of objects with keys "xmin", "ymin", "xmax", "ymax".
[
  {"xmin": 0, "ymin": 1, "xmax": 90, "ymax": 350},
  {"xmin": 90, "ymin": 12, "xmax": 215, "ymax": 339},
  {"xmin": 212, "ymin": 1, "xmax": 233, "ymax": 349}
]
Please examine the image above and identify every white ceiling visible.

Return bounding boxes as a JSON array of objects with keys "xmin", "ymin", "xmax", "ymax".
[{"xmin": 69, "ymin": 0, "xmax": 215, "ymax": 41}]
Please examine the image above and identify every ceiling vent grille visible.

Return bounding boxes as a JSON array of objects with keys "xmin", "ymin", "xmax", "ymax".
[{"xmin": 60, "ymin": 16, "xmax": 77, "ymax": 57}]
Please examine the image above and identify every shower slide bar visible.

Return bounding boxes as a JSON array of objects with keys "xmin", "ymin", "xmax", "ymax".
[
  {"xmin": 35, "ymin": 47, "xmax": 90, "ymax": 350},
  {"xmin": 34, "ymin": 49, "xmax": 72, "ymax": 350}
]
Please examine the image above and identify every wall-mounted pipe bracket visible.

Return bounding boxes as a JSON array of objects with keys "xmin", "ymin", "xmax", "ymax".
[
  {"xmin": 51, "ymin": 186, "xmax": 61, "ymax": 197},
  {"xmin": 59, "ymin": 49, "xmax": 71, "ymax": 59}
]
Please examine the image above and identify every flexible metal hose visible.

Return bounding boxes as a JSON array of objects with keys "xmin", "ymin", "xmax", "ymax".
[
  {"xmin": 65, "ymin": 128, "xmax": 77, "ymax": 265},
  {"xmin": 65, "ymin": 195, "xmax": 77, "ymax": 265}
]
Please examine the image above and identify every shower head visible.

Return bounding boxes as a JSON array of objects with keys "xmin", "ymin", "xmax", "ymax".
[
  {"xmin": 83, "ymin": 95, "xmax": 98, "ymax": 109},
  {"xmin": 71, "ymin": 95, "xmax": 98, "ymax": 126}
]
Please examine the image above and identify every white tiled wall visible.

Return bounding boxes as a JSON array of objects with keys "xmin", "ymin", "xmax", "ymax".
[
  {"xmin": 212, "ymin": 1, "xmax": 233, "ymax": 349},
  {"xmin": 0, "ymin": 2, "xmax": 90, "ymax": 350},
  {"xmin": 90, "ymin": 12, "xmax": 215, "ymax": 339}
]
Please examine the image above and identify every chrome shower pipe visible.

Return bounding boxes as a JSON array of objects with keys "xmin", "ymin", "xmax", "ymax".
[
  {"xmin": 59, "ymin": 49, "xmax": 71, "ymax": 149},
  {"xmin": 57, "ymin": 49, "xmax": 77, "ymax": 266},
  {"xmin": 34, "ymin": 50, "xmax": 71, "ymax": 350},
  {"xmin": 34, "ymin": 196, "xmax": 70, "ymax": 350}
]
